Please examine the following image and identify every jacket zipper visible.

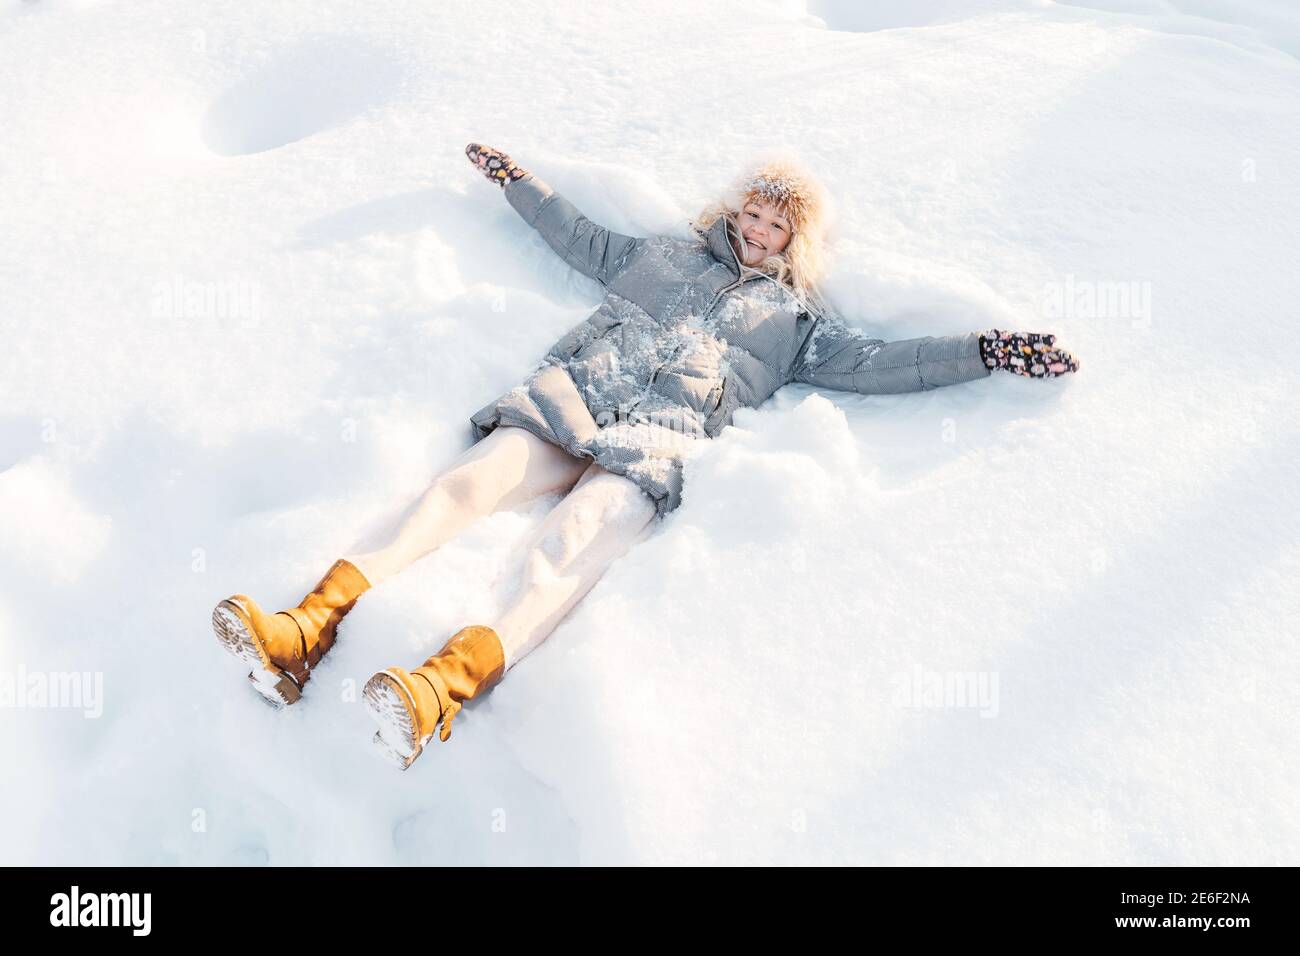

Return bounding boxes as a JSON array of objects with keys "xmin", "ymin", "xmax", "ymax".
[
  {"xmin": 703, "ymin": 212, "xmax": 760, "ymax": 317},
  {"xmin": 650, "ymin": 277, "xmax": 753, "ymax": 386},
  {"xmin": 646, "ymin": 215, "xmax": 764, "ymax": 389}
]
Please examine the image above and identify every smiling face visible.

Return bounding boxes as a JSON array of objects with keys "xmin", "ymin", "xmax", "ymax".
[{"xmin": 737, "ymin": 196, "xmax": 793, "ymax": 266}]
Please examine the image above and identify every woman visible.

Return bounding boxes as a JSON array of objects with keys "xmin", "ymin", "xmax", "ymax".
[{"xmin": 212, "ymin": 143, "xmax": 1080, "ymax": 770}]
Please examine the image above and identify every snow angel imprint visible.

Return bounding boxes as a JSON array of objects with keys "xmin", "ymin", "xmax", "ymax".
[{"xmin": 209, "ymin": 142, "xmax": 1080, "ymax": 770}]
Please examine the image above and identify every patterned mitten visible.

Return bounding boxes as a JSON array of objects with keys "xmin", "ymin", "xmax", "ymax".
[
  {"xmin": 465, "ymin": 143, "xmax": 529, "ymax": 188},
  {"xmin": 979, "ymin": 329, "xmax": 1080, "ymax": 378}
]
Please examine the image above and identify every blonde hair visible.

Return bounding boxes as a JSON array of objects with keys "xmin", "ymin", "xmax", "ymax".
[{"xmin": 691, "ymin": 157, "xmax": 832, "ymax": 314}]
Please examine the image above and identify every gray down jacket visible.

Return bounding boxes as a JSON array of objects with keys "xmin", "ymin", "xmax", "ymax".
[{"xmin": 469, "ymin": 171, "xmax": 991, "ymax": 517}]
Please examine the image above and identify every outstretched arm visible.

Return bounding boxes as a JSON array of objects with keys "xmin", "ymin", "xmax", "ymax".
[
  {"xmin": 789, "ymin": 306, "xmax": 990, "ymax": 393},
  {"xmin": 789, "ymin": 304, "xmax": 1080, "ymax": 394},
  {"xmin": 465, "ymin": 143, "xmax": 643, "ymax": 287}
]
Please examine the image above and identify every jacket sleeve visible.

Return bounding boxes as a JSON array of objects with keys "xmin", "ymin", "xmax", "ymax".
[
  {"xmin": 788, "ymin": 307, "xmax": 991, "ymax": 394},
  {"xmin": 501, "ymin": 171, "xmax": 643, "ymax": 286}
]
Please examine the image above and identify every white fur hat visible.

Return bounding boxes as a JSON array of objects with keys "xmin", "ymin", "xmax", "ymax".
[{"xmin": 731, "ymin": 156, "xmax": 831, "ymax": 239}]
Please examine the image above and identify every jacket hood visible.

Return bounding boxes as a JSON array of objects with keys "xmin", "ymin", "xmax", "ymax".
[
  {"xmin": 698, "ymin": 212, "xmax": 826, "ymax": 319},
  {"xmin": 702, "ymin": 213, "xmax": 743, "ymax": 274}
]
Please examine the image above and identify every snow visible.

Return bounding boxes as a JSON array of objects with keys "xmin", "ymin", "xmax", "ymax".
[{"xmin": 1, "ymin": 0, "xmax": 1297, "ymax": 865}]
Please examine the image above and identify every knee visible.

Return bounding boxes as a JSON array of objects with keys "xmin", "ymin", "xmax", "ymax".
[
  {"xmin": 432, "ymin": 460, "xmax": 505, "ymax": 513},
  {"xmin": 527, "ymin": 475, "xmax": 654, "ymax": 573},
  {"xmin": 522, "ymin": 515, "xmax": 586, "ymax": 581},
  {"xmin": 583, "ymin": 471, "xmax": 657, "ymax": 530}
]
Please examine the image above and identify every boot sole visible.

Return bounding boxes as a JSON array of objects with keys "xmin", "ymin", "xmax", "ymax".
[
  {"xmin": 362, "ymin": 671, "xmax": 431, "ymax": 771},
  {"xmin": 211, "ymin": 600, "xmax": 303, "ymax": 708}
]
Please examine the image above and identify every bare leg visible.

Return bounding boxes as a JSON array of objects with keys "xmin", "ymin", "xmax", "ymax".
[
  {"xmin": 494, "ymin": 462, "xmax": 657, "ymax": 671},
  {"xmin": 346, "ymin": 426, "xmax": 589, "ymax": 585}
]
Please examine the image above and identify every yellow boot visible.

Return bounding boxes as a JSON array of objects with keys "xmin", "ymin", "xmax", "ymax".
[
  {"xmin": 211, "ymin": 559, "xmax": 371, "ymax": 707},
  {"xmin": 363, "ymin": 625, "xmax": 506, "ymax": 770}
]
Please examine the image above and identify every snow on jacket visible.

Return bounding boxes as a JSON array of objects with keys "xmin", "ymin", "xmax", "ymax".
[{"xmin": 469, "ymin": 171, "xmax": 991, "ymax": 516}]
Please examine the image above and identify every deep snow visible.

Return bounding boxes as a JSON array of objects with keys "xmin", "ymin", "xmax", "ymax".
[{"xmin": 0, "ymin": 0, "xmax": 1297, "ymax": 865}]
